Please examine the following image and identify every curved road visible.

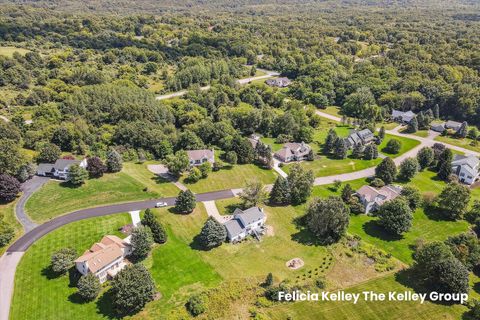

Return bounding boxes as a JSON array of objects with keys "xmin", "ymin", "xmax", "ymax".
[
  {"xmin": 1, "ymin": 109, "xmax": 478, "ymax": 320},
  {"xmin": 155, "ymin": 68, "xmax": 279, "ymax": 100}
]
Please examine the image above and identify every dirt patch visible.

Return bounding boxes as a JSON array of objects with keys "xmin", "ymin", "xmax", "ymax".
[
  {"xmin": 286, "ymin": 258, "xmax": 304, "ymax": 270},
  {"xmin": 265, "ymin": 225, "xmax": 275, "ymax": 236}
]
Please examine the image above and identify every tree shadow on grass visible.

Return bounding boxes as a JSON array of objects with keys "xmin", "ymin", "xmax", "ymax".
[
  {"xmin": 41, "ymin": 265, "xmax": 62, "ymax": 280},
  {"xmin": 362, "ymin": 220, "xmax": 404, "ymax": 241},
  {"xmin": 68, "ymin": 268, "xmax": 81, "ymax": 287},
  {"xmin": 290, "ymin": 215, "xmax": 324, "ymax": 246},
  {"xmin": 59, "ymin": 181, "xmax": 81, "ymax": 189},
  {"xmin": 423, "ymin": 205, "xmax": 449, "ymax": 222},
  {"xmin": 395, "ymin": 268, "xmax": 459, "ymax": 307},
  {"xmin": 189, "ymin": 234, "xmax": 216, "ymax": 251},
  {"xmin": 96, "ymin": 289, "xmax": 122, "ymax": 319},
  {"xmin": 68, "ymin": 292, "xmax": 88, "ymax": 305}
]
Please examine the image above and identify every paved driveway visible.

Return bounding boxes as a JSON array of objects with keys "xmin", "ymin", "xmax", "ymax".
[
  {"xmin": 0, "ymin": 252, "xmax": 24, "ymax": 320},
  {"xmin": 15, "ymin": 176, "xmax": 50, "ymax": 232}
]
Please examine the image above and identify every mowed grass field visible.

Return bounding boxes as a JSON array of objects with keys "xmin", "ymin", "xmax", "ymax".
[
  {"xmin": 25, "ymin": 171, "xmax": 160, "ymax": 222},
  {"xmin": 181, "ymin": 163, "xmax": 277, "ymax": 193},
  {"xmin": 262, "ymin": 274, "xmax": 466, "ymax": 320},
  {"xmin": 11, "ymin": 214, "xmax": 131, "ymax": 320},
  {"xmin": 310, "ymin": 169, "xmax": 470, "ymax": 264},
  {"xmin": 435, "ymin": 134, "xmax": 480, "ymax": 153},
  {"xmin": 0, "ymin": 199, "xmax": 22, "ymax": 255}
]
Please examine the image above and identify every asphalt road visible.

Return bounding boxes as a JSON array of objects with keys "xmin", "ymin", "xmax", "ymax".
[{"xmin": 7, "ymin": 189, "xmax": 234, "ymax": 253}]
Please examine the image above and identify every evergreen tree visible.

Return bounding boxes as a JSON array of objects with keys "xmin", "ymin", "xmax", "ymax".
[
  {"xmin": 375, "ymin": 157, "xmax": 397, "ymax": 184},
  {"xmin": 175, "ymin": 189, "xmax": 196, "ymax": 213},
  {"xmin": 68, "ymin": 164, "xmax": 88, "ymax": 186},
  {"xmin": 456, "ymin": 121, "xmax": 468, "ymax": 138},
  {"xmin": 142, "ymin": 209, "xmax": 167, "ymax": 244},
  {"xmin": 378, "ymin": 126, "xmax": 385, "ymax": 140},
  {"xmin": 416, "ymin": 112, "xmax": 426, "ymax": 130},
  {"xmin": 106, "ymin": 149, "xmax": 123, "ymax": 173},
  {"xmin": 334, "ymin": 138, "xmax": 347, "ymax": 159},
  {"xmin": 437, "ymin": 148, "xmax": 453, "ymax": 180},
  {"xmin": 77, "ymin": 273, "xmax": 101, "ymax": 301},
  {"xmin": 269, "ymin": 176, "xmax": 291, "ymax": 205},
  {"xmin": 323, "ymin": 129, "xmax": 338, "ymax": 154},
  {"xmin": 407, "ymin": 116, "xmax": 418, "ymax": 133},
  {"xmin": 131, "ymin": 226, "xmax": 153, "ymax": 260},
  {"xmin": 433, "ymin": 104, "xmax": 440, "ymax": 119},
  {"xmin": 265, "ymin": 273, "xmax": 274, "ymax": 287},
  {"xmin": 198, "ymin": 216, "xmax": 227, "ymax": 248},
  {"xmin": 352, "ymin": 143, "xmax": 364, "ymax": 159},
  {"xmin": 341, "ymin": 183, "xmax": 353, "ymax": 202},
  {"xmin": 363, "ymin": 144, "xmax": 378, "ymax": 160},
  {"xmin": 51, "ymin": 248, "xmax": 77, "ymax": 274},
  {"xmin": 110, "ymin": 264, "xmax": 156, "ymax": 315}
]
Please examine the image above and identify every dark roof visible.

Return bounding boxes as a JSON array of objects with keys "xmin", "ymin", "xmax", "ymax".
[
  {"xmin": 54, "ymin": 159, "xmax": 81, "ymax": 170},
  {"xmin": 37, "ymin": 163, "xmax": 54, "ymax": 172},
  {"xmin": 224, "ymin": 219, "xmax": 244, "ymax": 237}
]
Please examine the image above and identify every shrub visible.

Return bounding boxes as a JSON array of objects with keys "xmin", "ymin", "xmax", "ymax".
[
  {"xmin": 186, "ymin": 294, "xmax": 206, "ymax": 317},
  {"xmin": 77, "ymin": 273, "xmax": 101, "ymax": 301},
  {"xmin": 384, "ymin": 139, "xmax": 401, "ymax": 154}
]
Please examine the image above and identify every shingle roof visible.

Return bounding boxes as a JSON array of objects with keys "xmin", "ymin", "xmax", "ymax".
[
  {"xmin": 452, "ymin": 155, "xmax": 479, "ymax": 172},
  {"xmin": 234, "ymin": 207, "xmax": 265, "ymax": 225},
  {"xmin": 445, "ymin": 120, "xmax": 462, "ymax": 129},
  {"xmin": 224, "ymin": 219, "xmax": 244, "ymax": 237},
  {"xmin": 53, "ymin": 159, "xmax": 82, "ymax": 171},
  {"xmin": 356, "ymin": 185, "xmax": 402, "ymax": 206},
  {"xmin": 75, "ymin": 235, "xmax": 129, "ymax": 274},
  {"xmin": 37, "ymin": 163, "xmax": 54, "ymax": 172},
  {"xmin": 186, "ymin": 149, "xmax": 214, "ymax": 162}
]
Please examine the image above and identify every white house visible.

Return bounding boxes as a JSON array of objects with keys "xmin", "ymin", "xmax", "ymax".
[
  {"xmin": 274, "ymin": 142, "xmax": 311, "ymax": 163},
  {"xmin": 452, "ymin": 155, "xmax": 480, "ymax": 185},
  {"xmin": 224, "ymin": 207, "xmax": 266, "ymax": 242},
  {"xmin": 75, "ymin": 235, "xmax": 132, "ymax": 283},
  {"xmin": 186, "ymin": 149, "xmax": 215, "ymax": 166},
  {"xmin": 265, "ymin": 77, "xmax": 291, "ymax": 88},
  {"xmin": 355, "ymin": 185, "xmax": 402, "ymax": 214},
  {"xmin": 37, "ymin": 158, "xmax": 87, "ymax": 180}
]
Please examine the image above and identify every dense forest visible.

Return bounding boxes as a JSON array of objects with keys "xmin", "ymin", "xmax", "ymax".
[{"xmin": 0, "ymin": 0, "xmax": 478, "ymax": 173}]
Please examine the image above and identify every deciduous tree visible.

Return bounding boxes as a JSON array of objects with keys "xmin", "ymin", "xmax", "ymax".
[{"xmin": 306, "ymin": 196, "xmax": 350, "ymax": 244}]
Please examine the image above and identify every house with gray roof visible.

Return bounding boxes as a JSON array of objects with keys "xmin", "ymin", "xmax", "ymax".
[
  {"xmin": 445, "ymin": 120, "xmax": 463, "ymax": 132},
  {"xmin": 392, "ymin": 109, "xmax": 416, "ymax": 124},
  {"xmin": 186, "ymin": 149, "xmax": 215, "ymax": 167},
  {"xmin": 265, "ymin": 77, "xmax": 291, "ymax": 88},
  {"xmin": 452, "ymin": 154, "xmax": 480, "ymax": 185},
  {"xmin": 37, "ymin": 158, "xmax": 87, "ymax": 180},
  {"xmin": 224, "ymin": 207, "xmax": 266, "ymax": 242},
  {"xmin": 345, "ymin": 129, "xmax": 375, "ymax": 148},
  {"xmin": 274, "ymin": 142, "xmax": 311, "ymax": 163},
  {"xmin": 431, "ymin": 123, "xmax": 446, "ymax": 133}
]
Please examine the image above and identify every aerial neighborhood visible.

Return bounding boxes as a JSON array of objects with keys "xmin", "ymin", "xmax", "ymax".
[{"xmin": 0, "ymin": 1, "xmax": 480, "ymax": 320}]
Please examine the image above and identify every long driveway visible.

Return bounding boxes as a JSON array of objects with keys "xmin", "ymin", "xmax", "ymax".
[
  {"xmin": 155, "ymin": 68, "xmax": 279, "ymax": 100},
  {"xmin": 2, "ymin": 108, "xmax": 479, "ymax": 320},
  {"xmin": 15, "ymin": 176, "xmax": 50, "ymax": 232}
]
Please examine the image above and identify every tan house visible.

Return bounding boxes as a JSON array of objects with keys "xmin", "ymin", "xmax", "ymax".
[
  {"xmin": 186, "ymin": 149, "xmax": 215, "ymax": 166},
  {"xmin": 75, "ymin": 235, "xmax": 132, "ymax": 283},
  {"xmin": 355, "ymin": 185, "xmax": 402, "ymax": 214},
  {"xmin": 274, "ymin": 142, "xmax": 311, "ymax": 163}
]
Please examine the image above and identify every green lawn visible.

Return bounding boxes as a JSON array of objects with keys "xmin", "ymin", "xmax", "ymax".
[
  {"xmin": 310, "ymin": 169, "xmax": 470, "ymax": 264},
  {"xmin": 11, "ymin": 214, "xmax": 131, "ymax": 320},
  {"xmin": 262, "ymin": 274, "xmax": 466, "ymax": 320},
  {"xmin": 122, "ymin": 162, "xmax": 180, "ymax": 196},
  {"xmin": 0, "ymin": 46, "xmax": 30, "ymax": 57},
  {"xmin": 380, "ymin": 134, "xmax": 421, "ymax": 157},
  {"xmin": 0, "ymin": 199, "xmax": 22, "ymax": 255},
  {"xmin": 320, "ymin": 106, "xmax": 342, "ymax": 117},
  {"xmin": 25, "ymin": 172, "xmax": 160, "ymax": 222},
  {"xmin": 180, "ymin": 164, "xmax": 277, "ymax": 193},
  {"xmin": 435, "ymin": 134, "xmax": 480, "ymax": 153}
]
